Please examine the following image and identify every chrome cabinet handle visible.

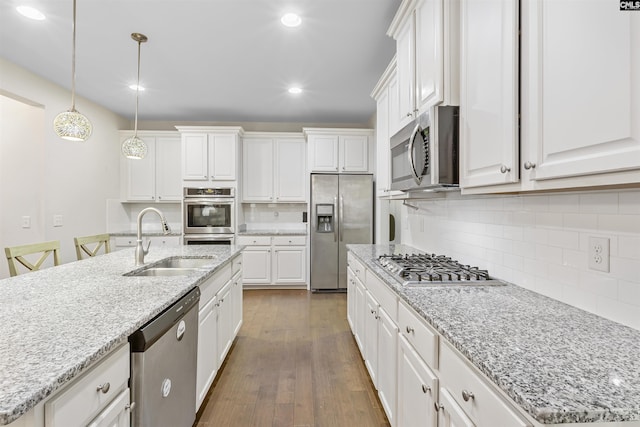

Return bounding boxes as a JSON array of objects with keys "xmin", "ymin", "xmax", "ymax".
[
  {"xmin": 422, "ymin": 384, "xmax": 430, "ymax": 393},
  {"xmin": 406, "ymin": 326, "xmax": 414, "ymax": 334},
  {"xmin": 125, "ymin": 402, "xmax": 136, "ymax": 411},
  {"xmin": 96, "ymin": 382, "xmax": 110, "ymax": 393},
  {"xmin": 406, "ymin": 112, "xmax": 413, "ymax": 117},
  {"xmin": 500, "ymin": 165, "xmax": 511, "ymax": 174},
  {"xmin": 370, "ymin": 309, "xmax": 375, "ymax": 314},
  {"xmin": 462, "ymin": 390, "xmax": 475, "ymax": 401},
  {"xmin": 434, "ymin": 402, "xmax": 443, "ymax": 412},
  {"xmin": 524, "ymin": 161, "xmax": 536, "ymax": 170}
]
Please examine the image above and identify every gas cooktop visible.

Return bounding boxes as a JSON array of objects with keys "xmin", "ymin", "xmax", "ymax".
[{"xmin": 377, "ymin": 253, "xmax": 504, "ymax": 287}]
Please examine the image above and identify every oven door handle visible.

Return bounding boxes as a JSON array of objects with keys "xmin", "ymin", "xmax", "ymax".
[{"xmin": 408, "ymin": 123, "xmax": 423, "ymax": 185}]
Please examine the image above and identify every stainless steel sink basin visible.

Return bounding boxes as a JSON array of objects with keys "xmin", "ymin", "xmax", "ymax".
[
  {"xmin": 151, "ymin": 257, "xmax": 215, "ymax": 269},
  {"xmin": 127, "ymin": 267, "xmax": 203, "ymax": 277}
]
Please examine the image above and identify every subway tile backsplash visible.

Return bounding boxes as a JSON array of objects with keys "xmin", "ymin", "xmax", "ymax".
[{"xmin": 398, "ymin": 188, "xmax": 640, "ymax": 331}]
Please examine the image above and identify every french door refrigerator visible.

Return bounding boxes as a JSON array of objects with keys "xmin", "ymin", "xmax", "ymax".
[{"xmin": 310, "ymin": 173, "xmax": 373, "ymax": 291}]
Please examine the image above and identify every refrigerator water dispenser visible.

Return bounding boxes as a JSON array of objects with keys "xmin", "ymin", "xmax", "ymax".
[{"xmin": 316, "ymin": 204, "xmax": 334, "ymax": 232}]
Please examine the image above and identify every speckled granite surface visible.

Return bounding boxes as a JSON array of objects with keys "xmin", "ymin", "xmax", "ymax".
[
  {"xmin": 237, "ymin": 229, "xmax": 307, "ymax": 236},
  {"xmin": 0, "ymin": 245, "xmax": 242, "ymax": 425},
  {"xmin": 347, "ymin": 244, "xmax": 640, "ymax": 425},
  {"xmin": 109, "ymin": 230, "xmax": 182, "ymax": 236}
]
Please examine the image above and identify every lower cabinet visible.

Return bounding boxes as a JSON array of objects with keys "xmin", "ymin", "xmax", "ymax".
[
  {"xmin": 397, "ymin": 335, "xmax": 438, "ymax": 427},
  {"xmin": 237, "ymin": 235, "xmax": 306, "ymax": 287},
  {"xmin": 196, "ymin": 255, "xmax": 243, "ymax": 412},
  {"xmin": 111, "ymin": 235, "xmax": 181, "ymax": 251}
]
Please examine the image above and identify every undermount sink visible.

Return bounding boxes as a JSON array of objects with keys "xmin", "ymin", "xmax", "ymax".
[{"xmin": 124, "ymin": 257, "xmax": 215, "ymax": 277}]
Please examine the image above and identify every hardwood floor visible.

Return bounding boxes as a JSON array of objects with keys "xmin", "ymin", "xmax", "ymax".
[{"xmin": 194, "ymin": 289, "xmax": 390, "ymax": 427}]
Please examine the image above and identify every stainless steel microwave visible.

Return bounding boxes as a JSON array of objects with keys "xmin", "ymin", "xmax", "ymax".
[{"xmin": 389, "ymin": 106, "xmax": 459, "ymax": 191}]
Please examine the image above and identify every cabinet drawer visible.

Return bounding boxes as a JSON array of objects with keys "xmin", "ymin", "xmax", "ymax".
[
  {"xmin": 439, "ymin": 341, "xmax": 532, "ymax": 427},
  {"xmin": 232, "ymin": 254, "xmax": 242, "ymax": 276},
  {"xmin": 113, "ymin": 236, "xmax": 136, "ymax": 247},
  {"xmin": 45, "ymin": 344, "xmax": 130, "ymax": 427},
  {"xmin": 347, "ymin": 253, "xmax": 366, "ymax": 284},
  {"xmin": 365, "ymin": 271, "xmax": 397, "ymax": 322},
  {"xmin": 199, "ymin": 263, "xmax": 232, "ymax": 308},
  {"xmin": 272, "ymin": 235, "xmax": 306, "ymax": 246},
  {"xmin": 237, "ymin": 235, "xmax": 271, "ymax": 246},
  {"xmin": 398, "ymin": 301, "xmax": 438, "ymax": 369}
]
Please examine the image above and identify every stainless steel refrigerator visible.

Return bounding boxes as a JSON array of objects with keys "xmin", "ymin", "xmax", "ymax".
[{"xmin": 310, "ymin": 173, "xmax": 374, "ymax": 291}]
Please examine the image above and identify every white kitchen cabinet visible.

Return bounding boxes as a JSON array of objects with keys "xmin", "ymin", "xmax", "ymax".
[
  {"xmin": 196, "ymin": 294, "xmax": 218, "ymax": 411},
  {"xmin": 110, "ymin": 235, "xmax": 180, "ymax": 252},
  {"xmin": 397, "ymin": 334, "xmax": 438, "ymax": 427},
  {"xmin": 388, "ymin": 0, "xmax": 459, "ymax": 133},
  {"xmin": 377, "ymin": 307, "xmax": 398, "ymax": 426},
  {"xmin": 177, "ymin": 126, "xmax": 243, "ymax": 183},
  {"xmin": 437, "ymin": 388, "xmax": 476, "ymax": 427},
  {"xmin": 364, "ymin": 291, "xmax": 379, "ymax": 388},
  {"xmin": 231, "ymin": 266, "xmax": 243, "ymax": 336},
  {"xmin": 44, "ymin": 344, "xmax": 130, "ymax": 427},
  {"xmin": 242, "ymin": 134, "xmax": 306, "ymax": 203},
  {"xmin": 459, "ymin": 0, "xmax": 519, "ymax": 188},
  {"xmin": 216, "ymin": 280, "xmax": 233, "ymax": 367},
  {"xmin": 304, "ymin": 128, "xmax": 373, "ymax": 173},
  {"xmin": 120, "ymin": 131, "xmax": 182, "ymax": 202},
  {"xmin": 353, "ymin": 274, "xmax": 366, "ymax": 353},
  {"xmin": 237, "ymin": 235, "xmax": 307, "ymax": 287},
  {"xmin": 86, "ymin": 389, "xmax": 130, "ymax": 427},
  {"xmin": 461, "ymin": 0, "xmax": 640, "ymax": 194}
]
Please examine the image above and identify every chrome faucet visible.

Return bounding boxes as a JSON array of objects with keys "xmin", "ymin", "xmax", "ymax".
[{"xmin": 135, "ymin": 207, "xmax": 171, "ymax": 266}]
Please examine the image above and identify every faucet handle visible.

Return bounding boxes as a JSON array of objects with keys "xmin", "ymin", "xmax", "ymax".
[{"xmin": 143, "ymin": 240, "xmax": 151, "ymax": 255}]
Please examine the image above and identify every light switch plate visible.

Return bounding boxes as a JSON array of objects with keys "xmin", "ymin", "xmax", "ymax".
[
  {"xmin": 588, "ymin": 236, "xmax": 610, "ymax": 273},
  {"xmin": 53, "ymin": 215, "xmax": 63, "ymax": 227},
  {"xmin": 21, "ymin": 216, "xmax": 30, "ymax": 228}
]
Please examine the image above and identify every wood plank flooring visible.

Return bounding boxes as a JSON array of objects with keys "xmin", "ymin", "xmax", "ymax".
[{"xmin": 194, "ymin": 289, "xmax": 390, "ymax": 427}]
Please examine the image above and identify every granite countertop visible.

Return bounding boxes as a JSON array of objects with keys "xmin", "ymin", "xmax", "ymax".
[
  {"xmin": 0, "ymin": 245, "xmax": 243, "ymax": 425},
  {"xmin": 109, "ymin": 230, "xmax": 182, "ymax": 237},
  {"xmin": 347, "ymin": 244, "xmax": 640, "ymax": 425},
  {"xmin": 237, "ymin": 229, "xmax": 307, "ymax": 236}
]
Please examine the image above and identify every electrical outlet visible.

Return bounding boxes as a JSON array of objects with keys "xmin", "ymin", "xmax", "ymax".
[
  {"xmin": 21, "ymin": 216, "xmax": 31, "ymax": 228},
  {"xmin": 588, "ymin": 236, "xmax": 610, "ymax": 273},
  {"xmin": 53, "ymin": 215, "xmax": 63, "ymax": 227}
]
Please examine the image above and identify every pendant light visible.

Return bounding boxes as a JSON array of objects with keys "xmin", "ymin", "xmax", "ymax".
[
  {"xmin": 121, "ymin": 33, "xmax": 148, "ymax": 159},
  {"xmin": 53, "ymin": 0, "xmax": 92, "ymax": 141}
]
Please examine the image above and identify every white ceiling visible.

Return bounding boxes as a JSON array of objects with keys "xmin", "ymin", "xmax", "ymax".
[{"xmin": 0, "ymin": 0, "xmax": 398, "ymax": 124}]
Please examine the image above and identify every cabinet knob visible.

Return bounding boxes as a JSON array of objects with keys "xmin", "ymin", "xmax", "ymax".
[
  {"xmin": 96, "ymin": 382, "xmax": 111, "ymax": 394},
  {"xmin": 125, "ymin": 402, "xmax": 136, "ymax": 411},
  {"xmin": 370, "ymin": 309, "xmax": 376, "ymax": 314},
  {"xmin": 434, "ymin": 402, "xmax": 443, "ymax": 412},
  {"xmin": 524, "ymin": 161, "xmax": 536, "ymax": 170},
  {"xmin": 422, "ymin": 384, "xmax": 430, "ymax": 393},
  {"xmin": 158, "ymin": 196, "xmax": 162, "ymax": 200},
  {"xmin": 406, "ymin": 112, "xmax": 413, "ymax": 117},
  {"xmin": 406, "ymin": 326, "xmax": 414, "ymax": 334},
  {"xmin": 462, "ymin": 389, "xmax": 475, "ymax": 401},
  {"xmin": 500, "ymin": 165, "xmax": 511, "ymax": 174}
]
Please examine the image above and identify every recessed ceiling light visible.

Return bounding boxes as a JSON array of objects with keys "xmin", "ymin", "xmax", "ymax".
[
  {"xmin": 288, "ymin": 87, "xmax": 302, "ymax": 95},
  {"xmin": 129, "ymin": 84, "xmax": 145, "ymax": 91},
  {"xmin": 16, "ymin": 5, "xmax": 46, "ymax": 20},
  {"xmin": 281, "ymin": 13, "xmax": 301, "ymax": 28}
]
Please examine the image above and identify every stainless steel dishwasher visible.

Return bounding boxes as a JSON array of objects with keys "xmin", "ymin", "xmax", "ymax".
[{"xmin": 129, "ymin": 287, "xmax": 200, "ymax": 427}]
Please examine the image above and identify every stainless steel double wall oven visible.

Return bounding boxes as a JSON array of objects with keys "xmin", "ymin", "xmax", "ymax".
[{"xmin": 183, "ymin": 187, "xmax": 235, "ymax": 245}]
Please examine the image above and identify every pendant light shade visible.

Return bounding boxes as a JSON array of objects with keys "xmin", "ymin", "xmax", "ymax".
[
  {"xmin": 122, "ymin": 33, "xmax": 148, "ymax": 160},
  {"xmin": 54, "ymin": 0, "xmax": 92, "ymax": 141}
]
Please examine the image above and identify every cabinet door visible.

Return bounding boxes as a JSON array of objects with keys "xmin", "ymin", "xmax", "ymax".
[
  {"xmin": 347, "ymin": 269, "xmax": 357, "ymax": 332},
  {"xmin": 272, "ymin": 246, "xmax": 306, "ymax": 283},
  {"xmin": 86, "ymin": 388, "xmax": 131, "ymax": 427},
  {"xmin": 210, "ymin": 134, "xmax": 236, "ymax": 180},
  {"xmin": 241, "ymin": 247, "xmax": 271, "ymax": 284},
  {"xmin": 155, "ymin": 136, "xmax": 182, "ymax": 201},
  {"xmin": 217, "ymin": 281, "xmax": 233, "ymax": 367},
  {"xmin": 459, "ymin": 0, "xmax": 519, "ymax": 188},
  {"xmin": 377, "ymin": 308, "xmax": 398, "ymax": 426},
  {"xmin": 243, "ymin": 138, "xmax": 274, "ymax": 202},
  {"xmin": 309, "ymin": 135, "xmax": 339, "ymax": 172},
  {"xmin": 126, "ymin": 137, "xmax": 156, "ymax": 201},
  {"xmin": 398, "ymin": 335, "xmax": 438, "ymax": 427},
  {"xmin": 396, "ymin": 14, "xmax": 416, "ymax": 128},
  {"xmin": 364, "ymin": 291, "xmax": 379, "ymax": 388},
  {"xmin": 196, "ymin": 296, "xmax": 217, "ymax": 411},
  {"xmin": 522, "ymin": 0, "xmax": 640, "ymax": 181},
  {"xmin": 415, "ymin": 0, "xmax": 444, "ymax": 112},
  {"xmin": 354, "ymin": 277, "xmax": 366, "ymax": 353},
  {"xmin": 340, "ymin": 135, "xmax": 369, "ymax": 172},
  {"xmin": 438, "ymin": 388, "xmax": 476, "ymax": 427},
  {"xmin": 376, "ymin": 86, "xmax": 391, "ymax": 195},
  {"xmin": 182, "ymin": 133, "xmax": 209, "ymax": 181},
  {"xmin": 231, "ymin": 272, "xmax": 243, "ymax": 336},
  {"xmin": 275, "ymin": 138, "xmax": 306, "ymax": 201},
  {"xmin": 147, "ymin": 236, "xmax": 180, "ymax": 248}
]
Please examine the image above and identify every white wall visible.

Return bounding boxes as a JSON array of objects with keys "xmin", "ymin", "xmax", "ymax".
[
  {"xmin": 396, "ymin": 189, "xmax": 640, "ymax": 330},
  {"xmin": 0, "ymin": 58, "xmax": 128, "ymax": 278}
]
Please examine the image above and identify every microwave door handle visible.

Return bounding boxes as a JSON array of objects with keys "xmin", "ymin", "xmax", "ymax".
[
  {"xmin": 333, "ymin": 196, "xmax": 338, "ymax": 242},
  {"xmin": 408, "ymin": 123, "xmax": 422, "ymax": 185}
]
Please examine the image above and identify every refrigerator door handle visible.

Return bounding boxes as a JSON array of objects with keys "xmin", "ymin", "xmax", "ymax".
[
  {"xmin": 339, "ymin": 194, "xmax": 344, "ymax": 242},
  {"xmin": 333, "ymin": 196, "xmax": 338, "ymax": 242}
]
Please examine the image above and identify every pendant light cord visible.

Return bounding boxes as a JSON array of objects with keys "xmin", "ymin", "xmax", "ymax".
[
  {"xmin": 134, "ymin": 39, "xmax": 142, "ymax": 136},
  {"xmin": 70, "ymin": 0, "xmax": 77, "ymax": 111}
]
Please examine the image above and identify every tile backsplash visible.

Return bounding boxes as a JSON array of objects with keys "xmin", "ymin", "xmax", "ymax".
[{"xmin": 397, "ymin": 189, "xmax": 640, "ymax": 330}]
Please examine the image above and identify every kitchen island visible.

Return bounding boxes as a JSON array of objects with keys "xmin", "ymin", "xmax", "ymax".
[
  {"xmin": 348, "ymin": 244, "xmax": 640, "ymax": 426},
  {"xmin": 0, "ymin": 245, "xmax": 243, "ymax": 426}
]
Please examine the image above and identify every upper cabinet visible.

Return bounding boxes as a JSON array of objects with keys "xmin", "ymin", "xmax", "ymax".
[
  {"xmin": 460, "ymin": 0, "xmax": 640, "ymax": 194},
  {"xmin": 120, "ymin": 131, "xmax": 182, "ymax": 202},
  {"xmin": 242, "ymin": 133, "xmax": 307, "ymax": 203},
  {"xmin": 177, "ymin": 126, "xmax": 243, "ymax": 183},
  {"xmin": 304, "ymin": 128, "xmax": 373, "ymax": 174},
  {"xmin": 387, "ymin": 0, "xmax": 460, "ymax": 133}
]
